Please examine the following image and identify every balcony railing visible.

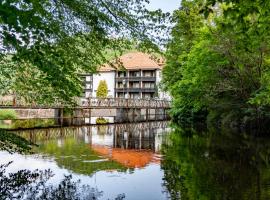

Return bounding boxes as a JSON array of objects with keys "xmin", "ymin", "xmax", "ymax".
[
  {"xmin": 115, "ymin": 88, "xmax": 155, "ymax": 93},
  {"xmin": 141, "ymin": 77, "xmax": 156, "ymax": 81},
  {"xmin": 116, "ymin": 76, "xmax": 156, "ymax": 82},
  {"xmin": 0, "ymin": 97, "xmax": 171, "ymax": 109}
]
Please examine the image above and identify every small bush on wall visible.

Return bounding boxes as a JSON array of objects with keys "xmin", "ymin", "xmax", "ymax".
[
  {"xmin": 96, "ymin": 80, "xmax": 108, "ymax": 98},
  {"xmin": 96, "ymin": 117, "xmax": 108, "ymax": 124}
]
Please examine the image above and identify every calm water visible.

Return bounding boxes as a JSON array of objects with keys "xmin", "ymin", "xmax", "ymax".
[{"xmin": 2, "ymin": 122, "xmax": 270, "ymax": 199}]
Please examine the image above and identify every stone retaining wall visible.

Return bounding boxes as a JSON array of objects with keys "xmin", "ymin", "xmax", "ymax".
[{"xmin": 14, "ymin": 109, "xmax": 55, "ymax": 119}]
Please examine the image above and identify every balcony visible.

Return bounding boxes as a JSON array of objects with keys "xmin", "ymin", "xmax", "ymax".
[
  {"xmin": 116, "ymin": 88, "xmax": 140, "ymax": 93},
  {"xmin": 116, "ymin": 77, "xmax": 128, "ymax": 82},
  {"xmin": 128, "ymin": 77, "xmax": 141, "ymax": 81},
  {"xmin": 116, "ymin": 76, "xmax": 156, "ymax": 82},
  {"xmin": 129, "ymin": 71, "xmax": 141, "ymax": 77},
  {"xmin": 141, "ymin": 88, "xmax": 155, "ymax": 93},
  {"xmin": 141, "ymin": 76, "xmax": 156, "ymax": 82},
  {"xmin": 115, "ymin": 87, "xmax": 155, "ymax": 93}
]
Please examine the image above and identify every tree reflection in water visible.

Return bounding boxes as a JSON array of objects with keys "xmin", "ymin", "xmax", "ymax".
[
  {"xmin": 0, "ymin": 130, "xmax": 125, "ymax": 200},
  {"xmin": 15, "ymin": 122, "xmax": 169, "ymax": 174},
  {"xmin": 0, "ymin": 162, "xmax": 126, "ymax": 200},
  {"xmin": 0, "ymin": 162, "xmax": 105, "ymax": 200},
  {"xmin": 161, "ymin": 126, "xmax": 270, "ymax": 200},
  {"xmin": 0, "ymin": 129, "xmax": 33, "ymax": 154}
]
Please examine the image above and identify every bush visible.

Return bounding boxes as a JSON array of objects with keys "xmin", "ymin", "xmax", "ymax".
[
  {"xmin": 12, "ymin": 119, "xmax": 55, "ymax": 129},
  {"xmin": 96, "ymin": 117, "xmax": 108, "ymax": 124},
  {"xmin": 96, "ymin": 80, "xmax": 108, "ymax": 98},
  {"xmin": 0, "ymin": 109, "xmax": 17, "ymax": 120}
]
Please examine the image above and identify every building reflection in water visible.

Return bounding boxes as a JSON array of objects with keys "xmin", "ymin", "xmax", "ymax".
[
  {"xmin": 16, "ymin": 121, "xmax": 170, "ymax": 169},
  {"xmin": 90, "ymin": 122, "xmax": 170, "ymax": 168}
]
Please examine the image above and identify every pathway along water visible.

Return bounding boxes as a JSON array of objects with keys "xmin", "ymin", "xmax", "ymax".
[{"xmin": 1, "ymin": 121, "xmax": 270, "ymax": 199}]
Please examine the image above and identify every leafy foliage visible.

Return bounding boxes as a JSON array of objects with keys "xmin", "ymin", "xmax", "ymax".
[
  {"xmin": 96, "ymin": 80, "xmax": 108, "ymax": 98},
  {"xmin": 0, "ymin": 0, "xmax": 169, "ymax": 104},
  {"xmin": 0, "ymin": 109, "xmax": 17, "ymax": 120},
  {"xmin": 163, "ymin": 0, "xmax": 270, "ymax": 128},
  {"xmin": 0, "ymin": 129, "xmax": 33, "ymax": 154},
  {"xmin": 11, "ymin": 119, "xmax": 55, "ymax": 129},
  {"xmin": 96, "ymin": 117, "xmax": 109, "ymax": 124}
]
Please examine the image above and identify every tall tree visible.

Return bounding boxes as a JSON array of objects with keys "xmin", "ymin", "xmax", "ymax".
[
  {"xmin": 162, "ymin": 0, "xmax": 204, "ymax": 92},
  {"xmin": 163, "ymin": 0, "xmax": 270, "ymax": 127}
]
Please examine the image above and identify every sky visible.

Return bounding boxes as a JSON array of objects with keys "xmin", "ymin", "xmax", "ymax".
[{"xmin": 147, "ymin": 0, "xmax": 181, "ymax": 13}]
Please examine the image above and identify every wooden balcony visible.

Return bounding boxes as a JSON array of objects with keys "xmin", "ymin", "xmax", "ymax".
[{"xmin": 116, "ymin": 76, "xmax": 156, "ymax": 82}]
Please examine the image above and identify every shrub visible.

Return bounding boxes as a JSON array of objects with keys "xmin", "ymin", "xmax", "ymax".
[
  {"xmin": 96, "ymin": 80, "xmax": 108, "ymax": 98},
  {"xmin": 0, "ymin": 109, "xmax": 17, "ymax": 120},
  {"xmin": 12, "ymin": 119, "xmax": 55, "ymax": 129},
  {"xmin": 96, "ymin": 117, "xmax": 108, "ymax": 124}
]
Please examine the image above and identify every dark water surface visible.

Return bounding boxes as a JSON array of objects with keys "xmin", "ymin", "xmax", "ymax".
[{"xmin": 2, "ymin": 122, "xmax": 270, "ymax": 200}]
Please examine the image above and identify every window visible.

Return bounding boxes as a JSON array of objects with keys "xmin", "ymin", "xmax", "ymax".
[
  {"xmin": 85, "ymin": 91, "xmax": 91, "ymax": 98},
  {"xmin": 86, "ymin": 76, "xmax": 92, "ymax": 82},
  {"xmin": 129, "ymin": 93, "xmax": 140, "ymax": 99},
  {"xmin": 118, "ymin": 72, "xmax": 126, "ymax": 77},
  {"xmin": 86, "ymin": 84, "xmax": 91, "ymax": 89},
  {"xmin": 118, "ymin": 83, "xmax": 124, "ymax": 88},
  {"xmin": 143, "ymin": 82, "xmax": 155, "ymax": 89},
  {"xmin": 143, "ymin": 70, "xmax": 155, "ymax": 77},
  {"xmin": 129, "ymin": 71, "xmax": 140, "ymax": 77},
  {"xmin": 129, "ymin": 82, "xmax": 140, "ymax": 88}
]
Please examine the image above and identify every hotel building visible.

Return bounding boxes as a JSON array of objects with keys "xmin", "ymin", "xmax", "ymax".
[{"xmin": 81, "ymin": 52, "xmax": 170, "ymax": 100}]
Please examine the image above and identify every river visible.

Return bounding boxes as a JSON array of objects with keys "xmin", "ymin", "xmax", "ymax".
[{"xmin": 1, "ymin": 121, "xmax": 270, "ymax": 200}]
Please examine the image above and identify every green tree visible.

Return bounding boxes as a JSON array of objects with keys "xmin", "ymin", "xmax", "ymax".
[
  {"xmin": 0, "ymin": 0, "xmax": 169, "ymax": 104},
  {"xmin": 162, "ymin": 0, "xmax": 204, "ymax": 91},
  {"xmin": 163, "ymin": 0, "xmax": 270, "ymax": 127},
  {"xmin": 96, "ymin": 80, "xmax": 108, "ymax": 98}
]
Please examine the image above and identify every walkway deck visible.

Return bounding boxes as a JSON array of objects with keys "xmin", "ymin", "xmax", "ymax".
[{"xmin": 0, "ymin": 98, "xmax": 171, "ymax": 109}]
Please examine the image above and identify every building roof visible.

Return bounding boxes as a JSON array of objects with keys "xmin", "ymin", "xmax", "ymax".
[{"xmin": 98, "ymin": 52, "xmax": 164, "ymax": 72}]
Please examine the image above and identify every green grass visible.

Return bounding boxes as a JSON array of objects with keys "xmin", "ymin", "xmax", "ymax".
[
  {"xmin": 12, "ymin": 119, "xmax": 55, "ymax": 129},
  {"xmin": 0, "ymin": 109, "xmax": 17, "ymax": 120}
]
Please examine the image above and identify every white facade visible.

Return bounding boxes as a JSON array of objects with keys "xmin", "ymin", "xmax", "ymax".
[
  {"xmin": 82, "ymin": 70, "xmax": 171, "ymax": 100},
  {"xmin": 92, "ymin": 72, "xmax": 115, "ymax": 98},
  {"xmin": 81, "ymin": 51, "xmax": 172, "ymax": 100}
]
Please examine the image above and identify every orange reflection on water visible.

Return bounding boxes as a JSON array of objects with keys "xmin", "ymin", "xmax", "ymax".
[{"xmin": 91, "ymin": 144, "xmax": 160, "ymax": 168}]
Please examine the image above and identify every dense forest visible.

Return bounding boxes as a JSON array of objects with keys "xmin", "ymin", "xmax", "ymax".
[{"xmin": 163, "ymin": 0, "xmax": 270, "ymax": 128}]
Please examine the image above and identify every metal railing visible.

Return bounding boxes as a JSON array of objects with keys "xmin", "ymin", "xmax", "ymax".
[
  {"xmin": 0, "ymin": 98, "xmax": 171, "ymax": 109},
  {"xmin": 81, "ymin": 98, "xmax": 171, "ymax": 109}
]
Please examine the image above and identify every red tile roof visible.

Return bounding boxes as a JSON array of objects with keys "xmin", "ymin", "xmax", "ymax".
[{"xmin": 98, "ymin": 52, "xmax": 164, "ymax": 72}]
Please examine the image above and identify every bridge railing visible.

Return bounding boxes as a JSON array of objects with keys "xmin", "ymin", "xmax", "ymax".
[
  {"xmin": 81, "ymin": 98, "xmax": 171, "ymax": 109},
  {"xmin": 0, "ymin": 98, "xmax": 171, "ymax": 109}
]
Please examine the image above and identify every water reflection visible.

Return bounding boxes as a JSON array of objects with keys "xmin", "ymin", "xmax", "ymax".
[
  {"xmin": 4, "ymin": 122, "xmax": 270, "ymax": 199},
  {"xmin": 161, "ymin": 126, "xmax": 270, "ymax": 200},
  {"xmin": 0, "ymin": 163, "xmax": 103, "ymax": 200},
  {"xmin": 7, "ymin": 121, "xmax": 170, "ymax": 200},
  {"xmin": 15, "ymin": 121, "xmax": 170, "ymax": 174}
]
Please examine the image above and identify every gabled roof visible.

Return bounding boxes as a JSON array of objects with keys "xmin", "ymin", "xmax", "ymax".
[{"xmin": 98, "ymin": 52, "xmax": 164, "ymax": 72}]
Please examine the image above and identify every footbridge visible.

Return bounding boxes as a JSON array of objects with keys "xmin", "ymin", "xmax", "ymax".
[
  {"xmin": 0, "ymin": 98, "xmax": 171, "ymax": 109},
  {"xmin": 0, "ymin": 98, "xmax": 171, "ymax": 125}
]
